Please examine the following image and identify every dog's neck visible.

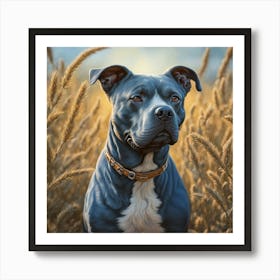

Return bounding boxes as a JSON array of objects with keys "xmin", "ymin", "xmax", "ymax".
[{"xmin": 106, "ymin": 124, "xmax": 169, "ymax": 169}]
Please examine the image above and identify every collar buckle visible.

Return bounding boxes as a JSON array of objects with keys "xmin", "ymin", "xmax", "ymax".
[{"xmin": 128, "ymin": 171, "xmax": 136, "ymax": 180}]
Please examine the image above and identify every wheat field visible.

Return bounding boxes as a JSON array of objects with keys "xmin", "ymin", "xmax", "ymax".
[{"xmin": 47, "ymin": 47, "xmax": 233, "ymax": 233}]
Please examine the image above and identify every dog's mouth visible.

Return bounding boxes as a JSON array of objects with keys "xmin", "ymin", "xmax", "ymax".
[
  {"xmin": 150, "ymin": 130, "xmax": 173, "ymax": 146},
  {"xmin": 125, "ymin": 135, "xmax": 141, "ymax": 151},
  {"xmin": 125, "ymin": 130, "xmax": 175, "ymax": 152}
]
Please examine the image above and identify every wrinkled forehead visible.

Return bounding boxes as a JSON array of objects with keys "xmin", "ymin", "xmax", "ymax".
[{"xmin": 116, "ymin": 74, "xmax": 183, "ymax": 96}]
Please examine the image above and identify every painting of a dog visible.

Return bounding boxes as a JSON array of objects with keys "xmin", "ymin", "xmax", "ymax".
[{"xmin": 83, "ymin": 65, "xmax": 202, "ymax": 232}]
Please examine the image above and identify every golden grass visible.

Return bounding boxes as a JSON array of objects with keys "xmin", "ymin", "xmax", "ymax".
[
  {"xmin": 47, "ymin": 47, "xmax": 233, "ymax": 233},
  {"xmin": 61, "ymin": 47, "xmax": 106, "ymax": 89},
  {"xmin": 189, "ymin": 132, "xmax": 232, "ymax": 179},
  {"xmin": 217, "ymin": 47, "xmax": 233, "ymax": 79},
  {"xmin": 48, "ymin": 168, "xmax": 94, "ymax": 190},
  {"xmin": 47, "ymin": 47, "xmax": 54, "ymax": 65},
  {"xmin": 47, "ymin": 111, "xmax": 64, "ymax": 127},
  {"xmin": 198, "ymin": 47, "xmax": 210, "ymax": 77},
  {"xmin": 48, "ymin": 70, "xmax": 58, "ymax": 109},
  {"xmin": 56, "ymin": 81, "xmax": 88, "ymax": 155}
]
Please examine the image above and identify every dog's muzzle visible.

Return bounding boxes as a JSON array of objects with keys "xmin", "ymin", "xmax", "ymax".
[{"xmin": 126, "ymin": 106, "xmax": 179, "ymax": 151}]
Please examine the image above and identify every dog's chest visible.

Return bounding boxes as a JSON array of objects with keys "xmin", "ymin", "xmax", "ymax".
[{"xmin": 117, "ymin": 153, "xmax": 164, "ymax": 233}]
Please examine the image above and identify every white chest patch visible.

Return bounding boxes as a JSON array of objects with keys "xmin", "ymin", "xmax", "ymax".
[{"xmin": 118, "ymin": 153, "xmax": 164, "ymax": 233}]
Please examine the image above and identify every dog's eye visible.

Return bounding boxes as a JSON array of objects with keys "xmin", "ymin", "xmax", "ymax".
[
  {"xmin": 171, "ymin": 95, "xmax": 180, "ymax": 103},
  {"xmin": 130, "ymin": 96, "xmax": 143, "ymax": 102}
]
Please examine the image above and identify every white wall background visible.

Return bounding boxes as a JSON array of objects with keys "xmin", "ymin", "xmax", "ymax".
[{"xmin": 0, "ymin": 0, "xmax": 279, "ymax": 279}]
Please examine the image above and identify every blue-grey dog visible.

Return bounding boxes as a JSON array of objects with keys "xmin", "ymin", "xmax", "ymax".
[{"xmin": 83, "ymin": 65, "xmax": 202, "ymax": 232}]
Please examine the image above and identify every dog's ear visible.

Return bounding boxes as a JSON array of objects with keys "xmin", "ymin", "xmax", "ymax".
[
  {"xmin": 89, "ymin": 65, "xmax": 131, "ymax": 94},
  {"xmin": 165, "ymin": 66, "xmax": 202, "ymax": 93}
]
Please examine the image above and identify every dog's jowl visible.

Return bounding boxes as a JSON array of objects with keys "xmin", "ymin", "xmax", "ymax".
[{"xmin": 83, "ymin": 65, "xmax": 202, "ymax": 232}]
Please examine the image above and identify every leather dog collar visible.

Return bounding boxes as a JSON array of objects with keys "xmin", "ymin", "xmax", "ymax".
[{"xmin": 104, "ymin": 151, "xmax": 168, "ymax": 182}]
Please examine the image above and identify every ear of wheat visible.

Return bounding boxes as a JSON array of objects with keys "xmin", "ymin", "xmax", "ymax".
[
  {"xmin": 48, "ymin": 168, "xmax": 94, "ymax": 190},
  {"xmin": 55, "ymin": 81, "xmax": 88, "ymax": 156},
  {"xmin": 47, "ymin": 47, "xmax": 54, "ymax": 65},
  {"xmin": 198, "ymin": 47, "xmax": 210, "ymax": 77},
  {"xmin": 48, "ymin": 70, "xmax": 59, "ymax": 109},
  {"xmin": 189, "ymin": 133, "xmax": 232, "ymax": 179},
  {"xmin": 61, "ymin": 47, "xmax": 107, "ymax": 89},
  {"xmin": 217, "ymin": 47, "xmax": 233, "ymax": 79}
]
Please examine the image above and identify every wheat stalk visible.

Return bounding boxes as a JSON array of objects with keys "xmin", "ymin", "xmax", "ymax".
[
  {"xmin": 218, "ymin": 77, "xmax": 226, "ymax": 95},
  {"xmin": 88, "ymin": 119, "xmax": 101, "ymax": 138},
  {"xmin": 206, "ymin": 170, "xmax": 226, "ymax": 203},
  {"xmin": 218, "ymin": 77, "xmax": 226, "ymax": 103},
  {"xmin": 48, "ymin": 70, "xmax": 59, "ymax": 109},
  {"xmin": 204, "ymin": 106, "xmax": 213, "ymax": 122},
  {"xmin": 61, "ymin": 47, "xmax": 106, "ymax": 89},
  {"xmin": 81, "ymin": 118, "xmax": 102, "ymax": 148},
  {"xmin": 224, "ymin": 115, "xmax": 233, "ymax": 123},
  {"xmin": 58, "ymin": 59, "xmax": 65, "ymax": 74},
  {"xmin": 77, "ymin": 115, "xmax": 91, "ymax": 133},
  {"xmin": 52, "ymin": 87, "xmax": 64, "ymax": 108},
  {"xmin": 198, "ymin": 47, "xmax": 210, "ymax": 77},
  {"xmin": 198, "ymin": 112, "xmax": 206, "ymax": 134},
  {"xmin": 55, "ymin": 81, "xmax": 88, "ymax": 155},
  {"xmin": 56, "ymin": 203, "xmax": 81, "ymax": 231},
  {"xmin": 47, "ymin": 47, "xmax": 54, "ymax": 65},
  {"xmin": 205, "ymin": 185, "xmax": 228, "ymax": 217},
  {"xmin": 53, "ymin": 47, "xmax": 106, "ymax": 108},
  {"xmin": 194, "ymin": 216, "xmax": 205, "ymax": 232},
  {"xmin": 63, "ymin": 151, "xmax": 86, "ymax": 171},
  {"xmin": 90, "ymin": 98, "xmax": 101, "ymax": 115},
  {"xmin": 47, "ymin": 111, "xmax": 64, "ymax": 127},
  {"xmin": 190, "ymin": 133, "xmax": 232, "ymax": 179},
  {"xmin": 212, "ymin": 87, "xmax": 220, "ymax": 110},
  {"xmin": 207, "ymin": 170, "xmax": 232, "ymax": 223},
  {"xmin": 76, "ymin": 99, "xmax": 101, "ymax": 133},
  {"xmin": 207, "ymin": 170, "xmax": 223, "ymax": 190},
  {"xmin": 217, "ymin": 47, "xmax": 233, "ymax": 79},
  {"xmin": 189, "ymin": 105, "xmax": 196, "ymax": 118},
  {"xmin": 47, "ymin": 136, "xmax": 54, "ymax": 164},
  {"xmin": 61, "ymin": 94, "xmax": 73, "ymax": 111},
  {"xmin": 187, "ymin": 138, "xmax": 200, "ymax": 172},
  {"xmin": 222, "ymin": 136, "xmax": 233, "ymax": 170},
  {"xmin": 207, "ymin": 170, "xmax": 231, "ymax": 208},
  {"xmin": 48, "ymin": 168, "xmax": 94, "ymax": 190},
  {"xmin": 47, "ymin": 136, "xmax": 54, "ymax": 184}
]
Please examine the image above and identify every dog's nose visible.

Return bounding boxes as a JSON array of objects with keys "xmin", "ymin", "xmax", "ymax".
[{"xmin": 155, "ymin": 106, "xmax": 174, "ymax": 121}]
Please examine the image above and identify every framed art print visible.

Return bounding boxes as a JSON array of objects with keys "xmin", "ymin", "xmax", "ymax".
[{"xmin": 29, "ymin": 28, "xmax": 251, "ymax": 251}]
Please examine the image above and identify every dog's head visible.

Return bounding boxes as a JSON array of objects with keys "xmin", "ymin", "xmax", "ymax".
[{"xmin": 89, "ymin": 65, "xmax": 202, "ymax": 153}]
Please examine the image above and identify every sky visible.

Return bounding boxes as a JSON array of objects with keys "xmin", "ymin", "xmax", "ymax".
[{"xmin": 49, "ymin": 47, "xmax": 232, "ymax": 83}]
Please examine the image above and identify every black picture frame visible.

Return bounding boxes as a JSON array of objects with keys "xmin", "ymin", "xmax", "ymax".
[{"xmin": 29, "ymin": 28, "xmax": 251, "ymax": 251}]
